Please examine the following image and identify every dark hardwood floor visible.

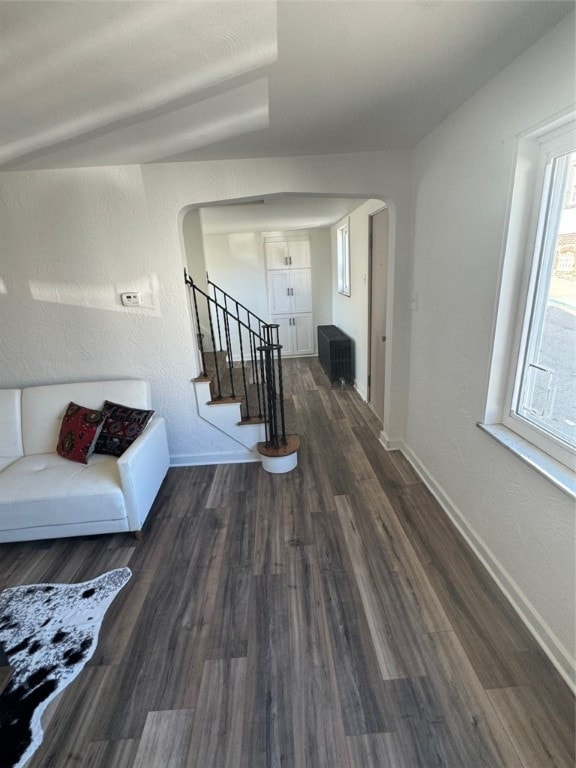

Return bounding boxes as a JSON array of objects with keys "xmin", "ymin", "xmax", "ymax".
[{"xmin": 1, "ymin": 356, "xmax": 573, "ymax": 767}]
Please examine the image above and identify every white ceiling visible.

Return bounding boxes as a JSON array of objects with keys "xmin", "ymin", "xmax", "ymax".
[
  {"xmin": 0, "ymin": 1, "xmax": 573, "ymax": 173},
  {"xmin": 198, "ymin": 195, "xmax": 370, "ymax": 235}
]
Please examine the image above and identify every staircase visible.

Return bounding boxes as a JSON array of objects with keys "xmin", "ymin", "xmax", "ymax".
[{"xmin": 185, "ymin": 272, "xmax": 300, "ymax": 472}]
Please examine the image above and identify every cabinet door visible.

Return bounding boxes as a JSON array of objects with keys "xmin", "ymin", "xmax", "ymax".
[
  {"xmin": 290, "ymin": 269, "xmax": 312, "ymax": 313},
  {"xmin": 273, "ymin": 315, "xmax": 294, "ymax": 355},
  {"xmin": 267, "ymin": 271, "xmax": 292, "ymax": 314},
  {"xmin": 292, "ymin": 314, "xmax": 314, "ymax": 355},
  {"xmin": 264, "ymin": 241, "xmax": 289, "ymax": 270},
  {"xmin": 287, "ymin": 240, "xmax": 311, "ymax": 268}
]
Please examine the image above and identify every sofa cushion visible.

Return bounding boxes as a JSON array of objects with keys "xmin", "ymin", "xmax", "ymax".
[
  {"xmin": 21, "ymin": 380, "xmax": 151, "ymax": 456},
  {"xmin": 95, "ymin": 401, "xmax": 154, "ymax": 457},
  {"xmin": 56, "ymin": 402, "xmax": 106, "ymax": 464},
  {"xmin": 0, "ymin": 389, "xmax": 23, "ymax": 458},
  {"xmin": 0, "ymin": 457, "xmax": 19, "ymax": 472},
  {"xmin": 0, "ymin": 454, "xmax": 127, "ymax": 531}
]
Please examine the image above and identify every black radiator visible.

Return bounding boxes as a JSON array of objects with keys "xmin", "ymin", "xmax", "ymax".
[{"xmin": 317, "ymin": 325, "xmax": 354, "ymax": 383}]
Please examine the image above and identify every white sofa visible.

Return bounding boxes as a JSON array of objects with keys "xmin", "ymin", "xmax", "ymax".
[{"xmin": 0, "ymin": 380, "xmax": 170, "ymax": 543}]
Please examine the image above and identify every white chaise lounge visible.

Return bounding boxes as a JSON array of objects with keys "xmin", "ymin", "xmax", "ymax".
[{"xmin": 0, "ymin": 380, "xmax": 170, "ymax": 543}]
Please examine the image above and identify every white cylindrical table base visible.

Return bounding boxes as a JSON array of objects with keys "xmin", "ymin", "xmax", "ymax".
[{"xmin": 261, "ymin": 451, "xmax": 298, "ymax": 474}]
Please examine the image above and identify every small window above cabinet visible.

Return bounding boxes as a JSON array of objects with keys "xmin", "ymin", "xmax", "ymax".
[{"xmin": 264, "ymin": 238, "xmax": 311, "ymax": 270}]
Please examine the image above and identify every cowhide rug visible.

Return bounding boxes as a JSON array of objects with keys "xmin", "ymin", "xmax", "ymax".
[{"xmin": 0, "ymin": 567, "xmax": 131, "ymax": 768}]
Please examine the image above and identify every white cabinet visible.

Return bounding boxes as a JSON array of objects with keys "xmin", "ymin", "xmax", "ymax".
[
  {"xmin": 264, "ymin": 241, "xmax": 289, "ymax": 270},
  {"xmin": 265, "ymin": 239, "xmax": 311, "ymax": 270},
  {"xmin": 287, "ymin": 240, "xmax": 311, "ymax": 269},
  {"xmin": 267, "ymin": 269, "xmax": 312, "ymax": 314},
  {"xmin": 274, "ymin": 314, "xmax": 314, "ymax": 356},
  {"xmin": 265, "ymin": 237, "xmax": 314, "ymax": 357},
  {"xmin": 290, "ymin": 270, "xmax": 313, "ymax": 313}
]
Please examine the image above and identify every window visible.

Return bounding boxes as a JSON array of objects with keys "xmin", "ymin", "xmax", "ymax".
[
  {"xmin": 481, "ymin": 119, "xmax": 576, "ymax": 494},
  {"xmin": 509, "ymin": 147, "xmax": 576, "ymax": 458},
  {"xmin": 337, "ymin": 220, "xmax": 350, "ymax": 296}
]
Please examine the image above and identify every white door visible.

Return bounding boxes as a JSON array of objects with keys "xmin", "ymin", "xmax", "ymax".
[
  {"xmin": 264, "ymin": 241, "xmax": 289, "ymax": 270},
  {"xmin": 288, "ymin": 240, "xmax": 311, "ymax": 268},
  {"xmin": 267, "ymin": 271, "xmax": 292, "ymax": 314},
  {"xmin": 369, "ymin": 208, "xmax": 388, "ymax": 423},
  {"xmin": 292, "ymin": 314, "xmax": 314, "ymax": 355},
  {"xmin": 290, "ymin": 269, "xmax": 312, "ymax": 313}
]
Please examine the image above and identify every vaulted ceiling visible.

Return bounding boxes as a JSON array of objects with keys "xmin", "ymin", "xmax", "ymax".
[{"xmin": 1, "ymin": 1, "xmax": 573, "ymax": 172}]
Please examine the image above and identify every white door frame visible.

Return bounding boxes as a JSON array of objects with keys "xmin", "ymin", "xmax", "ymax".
[{"xmin": 367, "ymin": 205, "xmax": 389, "ymax": 423}]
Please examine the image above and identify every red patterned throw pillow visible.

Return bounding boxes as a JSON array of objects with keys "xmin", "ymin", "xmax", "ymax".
[
  {"xmin": 94, "ymin": 401, "xmax": 154, "ymax": 457},
  {"xmin": 56, "ymin": 402, "xmax": 106, "ymax": 464}
]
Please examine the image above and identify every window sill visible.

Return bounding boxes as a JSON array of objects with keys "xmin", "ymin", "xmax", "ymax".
[{"xmin": 477, "ymin": 422, "xmax": 576, "ymax": 500}]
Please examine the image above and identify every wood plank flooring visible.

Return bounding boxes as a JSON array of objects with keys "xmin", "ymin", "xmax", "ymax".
[{"xmin": 1, "ymin": 356, "xmax": 573, "ymax": 768}]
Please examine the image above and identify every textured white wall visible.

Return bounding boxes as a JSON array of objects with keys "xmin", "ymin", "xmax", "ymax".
[
  {"xmin": 0, "ymin": 151, "xmax": 412, "ymax": 462},
  {"xmin": 203, "ymin": 232, "xmax": 269, "ymax": 321},
  {"xmin": 182, "ymin": 208, "xmax": 206, "ymax": 284},
  {"xmin": 406, "ymin": 18, "xmax": 575, "ymax": 683},
  {"xmin": 308, "ymin": 228, "xmax": 333, "ymax": 331}
]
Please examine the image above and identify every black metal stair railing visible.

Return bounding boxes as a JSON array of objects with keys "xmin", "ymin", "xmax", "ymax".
[{"xmin": 185, "ymin": 270, "xmax": 288, "ymax": 448}]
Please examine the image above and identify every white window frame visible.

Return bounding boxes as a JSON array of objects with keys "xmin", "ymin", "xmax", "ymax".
[
  {"xmin": 337, "ymin": 220, "xmax": 350, "ymax": 296},
  {"xmin": 480, "ymin": 115, "xmax": 576, "ymax": 497}
]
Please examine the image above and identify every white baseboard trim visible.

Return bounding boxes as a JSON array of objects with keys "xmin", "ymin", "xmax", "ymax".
[
  {"xmin": 379, "ymin": 431, "xmax": 404, "ymax": 452},
  {"xmin": 170, "ymin": 451, "xmax": 261, "ymax": 467},
  {"xmin": 400, "ymin": 442, "xmax": 575, "ymax": 693},
  {"xmin": 354, "ymin": 380, "xmax": 368, "ymax": 401}
]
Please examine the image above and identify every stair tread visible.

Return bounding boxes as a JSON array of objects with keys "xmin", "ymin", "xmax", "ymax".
[
  {"xmin": 257, "ymin": 434, "xmax": 300, "ymax": 458},
  {"xmin": 198, "ymin": 348, "xmax": 299, "ymax": 439}
]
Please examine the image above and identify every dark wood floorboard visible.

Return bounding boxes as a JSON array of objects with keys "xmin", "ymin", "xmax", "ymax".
[
  {"xmin": 0, "ymin": 355, "xmax": 573, "ymax": 768},
  {"xmin": 241, "ymin": 574, "xmax": 294, "ymax": 768}
]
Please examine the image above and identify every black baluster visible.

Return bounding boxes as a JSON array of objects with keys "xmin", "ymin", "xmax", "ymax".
[
  {"xmin": 213, "ymin": 285, "xmax": 223, "ymax": 352},
  {"xmin": 276, "ymin": 342, "xmax": 287, "ymax": 444},
  {"xmin": 190, "ymin": 282, "xmax": 207, "ymax": 377},
  {"xmin": 236, "ymin": 301, "xmax": 250, "ymax": 418},
  {"xmin": 222, "ymin": 307, "xmax": 235, "ymax": 398},
  {"xmin": 258, "ymin": 346, "xmax": 270, "ymax": 444},
  {"xmin": 207, "ymin": 297, "xmax": 223, "ymax": 398}
]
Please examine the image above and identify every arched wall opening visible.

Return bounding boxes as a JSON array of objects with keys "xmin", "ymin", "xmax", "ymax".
[{"xmin": 177, "ymin": 191, "xmax": 397, "ymax": 439}]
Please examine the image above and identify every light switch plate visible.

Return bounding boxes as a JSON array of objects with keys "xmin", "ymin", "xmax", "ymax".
[{"xmin": 121, "ymin": 292, "xmax": 141, "ymax": 307}]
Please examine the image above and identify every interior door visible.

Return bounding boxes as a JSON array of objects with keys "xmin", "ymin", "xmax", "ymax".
[{"xmin": 369, "ymin": 208, "xmax": 388, "ymax": 423}]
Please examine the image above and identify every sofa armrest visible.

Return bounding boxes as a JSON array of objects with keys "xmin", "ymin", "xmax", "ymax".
[{"xmin": 117, "ymin": 417, "xmax": 170, "ymax": 531}]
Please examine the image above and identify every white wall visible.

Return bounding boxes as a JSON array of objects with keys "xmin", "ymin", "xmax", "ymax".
[
  {"xmin": 405, "ymin": 18, "xmax": 575, "ymax": 685},
  {"xmin": 308, "ymin": 228, "xmax": 333, "ymax": 331},
  {"xmin": 182, "ymin": 208, "xmax": 206, "ymax": 283},
  {"xmin": 0, "ymin": 151, "xmax": 412, "ymax": 463},
  {"xmin": 202, "ymin": 232, "xmax": 269, "ymax": 322},
  {"xmin": 200, "ymin": 231, "xmax": 269, "ymax": 358}
]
